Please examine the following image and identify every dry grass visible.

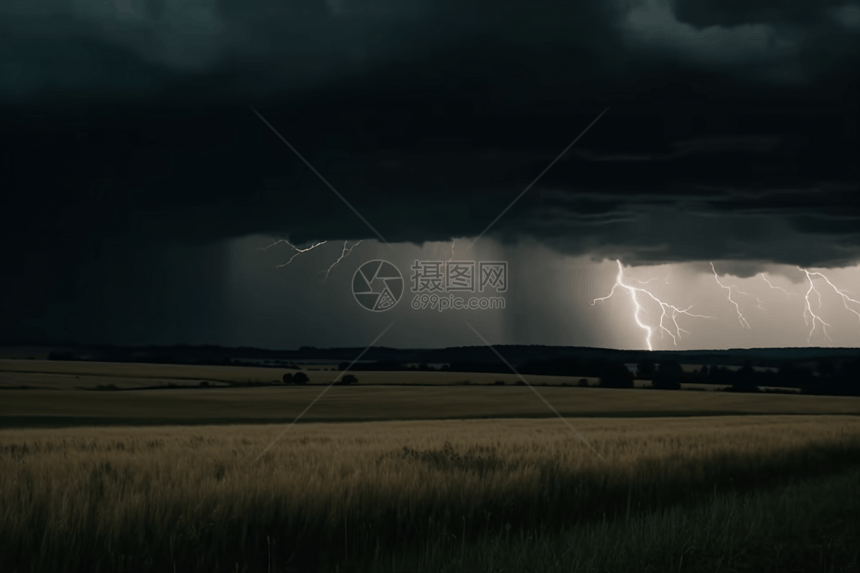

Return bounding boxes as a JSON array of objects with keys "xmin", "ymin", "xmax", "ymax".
[
  {"xmin": 392, "ymin": 466, "xmax": 860, "ymax": 573},
  {"xmin": 1, "ymin": 415, "xmax": 859, "ymax": 572},
  {"xmin": 0, "ymin": 359, "xmax": 294, "ymax": 389},
  {"xmin": 1, "ymin": 384, "xmax": 858, "ymax": 429},
  {"xmin": 0, "ymin": 359, "xmax": 601, "ymax": 390}
]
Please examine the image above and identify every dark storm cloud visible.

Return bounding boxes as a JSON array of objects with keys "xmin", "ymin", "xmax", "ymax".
[
  {"xmin": 0, "ymin": 0, "xmax": 442, "ymax": 102},
  {"xmin": 2, "ymin": 0, "xmax": 860, "ymax": 345},
  {"xmin": 570, "ymin": 135, "xmax": 785, "ymax": 162},
  {"xmin": 674, "ymin": 0, "xmax": 844, "ymax": 28}
]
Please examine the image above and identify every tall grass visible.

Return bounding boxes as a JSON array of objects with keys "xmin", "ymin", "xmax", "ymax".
[
  {"xmin": 1, "ymin": 415, "xmax": 859, "ymax": 572},
  {"xmin": 382, "ymin": 466, "xmax": 860, "ymax": 573}
]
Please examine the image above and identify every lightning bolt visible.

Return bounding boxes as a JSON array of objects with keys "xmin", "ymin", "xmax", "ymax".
[
  {"xmin": 761, "ymin": 273, "xmax": 796, "ymax": 297},
  {"xmin": 799, "ymin": 268, "xmax": 832, "ymax": 342},
  {"xmin": 710, "ymin": 262, "xmax": 751, "ymax": 329},
  {"xmin": 447, "ymin": 240, "xmax": 456, "ymax": 263},
  {"xmin": 592, "ymin": 260, "xmax": 714, "ymax": 351},
  {"xmin": 263, "ymin": 239, "xmax": 328, "ymax": 268},
  {"xmin": 635, "ymin": 277, "xmax": 668, "ymax": 285},
  {"xmin": 319, "ymin": 240, "xmax": 363, "ymax": 281},
  {"xmin": 798, "ymin": 267, "xmax": 860, "ymax": 342}
]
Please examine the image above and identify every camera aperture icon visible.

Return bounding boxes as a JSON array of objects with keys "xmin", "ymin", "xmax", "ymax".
[{"xmin": 352, "ymin": 260, "xmax": 404, "ymax": 312}]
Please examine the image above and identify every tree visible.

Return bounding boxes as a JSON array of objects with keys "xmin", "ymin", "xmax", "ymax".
[
  {"xmin": 293, "ymin": 372, "xmax": 310, "ymax": 385},
  {"xmin": 598, "ymin": 362, "xmax": 634, "ymax": 389},
  {"xmin": 652, "ymin": 360, "xmax": 684, "ymax": 390},
  {"xmin": 730, "ymin": 362, "xmax": 760, "ymax": 392},
  {"xmin": 337, "ymin": 374, "xmax": 358, "ymax": 385},
  {"xmin": 657, "ymin": 360, "xmax": 684, "ymax": 375},
  {"xmin": 778, "ymin": 365, "xmax": 812, "ymax": 388},
  {"xmin": 636, "ymin": 359, "xmax": 655, "ymax": 380},
  {"xmin": 708, "ymin": 365, "xmax": 732, "ymax": 385},
  {"xmin": 282, "ymin": 373, "xmax": 294, "ymax": 384},
  {"xmin": 816, "ymin": 358, "xmax": 835, "ymax": 378}
]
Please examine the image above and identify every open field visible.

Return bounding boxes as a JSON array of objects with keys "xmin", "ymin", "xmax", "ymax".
[
  {"xmin": 2, "ymin": 360, "xmax": 854, "ymax": 570},
  {"xmin": 1, "ymin": 384, "xmax": 858, "ymax": 428},
  {"xmin": 0, "ymin": 359, "xmax": 303, "ymax": 388},
  {"xmin": 2, "ymin": 416, "xmax": 859, "ymax": 572},
  {"xmin": 0, "ymin": 359, "xmax": 601, "ymax": 390}
]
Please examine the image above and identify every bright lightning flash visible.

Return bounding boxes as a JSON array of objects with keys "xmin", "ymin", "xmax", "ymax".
[
  {"xmin": 319, "ymin": 240, "xmax": 363, "ymax": 281},
  {"xmin": 761, "ymin": 273, "xmax": 796, "ymax": 297},
  {"xmin": 592, "ymin": 260, "xmax": 714, "ymax": 351},
  {"xmin": 710, "ymin": 262, "xmax": 751, "ymax": 329},
  {"xmin": 798, "ymin": 267, "xmax": 860, "ymax": 343},
  {"xmin": 635, "ymin": 277, "xmax": 668, "ymax": 285},
  {"xmin": 263, "ymin": 239, "xmax": 328, "ymax": 268}
]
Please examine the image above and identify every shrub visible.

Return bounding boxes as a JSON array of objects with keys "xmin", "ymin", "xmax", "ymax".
[
  {"xmin": 293, "ymin": 372, "xmax": 310, "ymax": 385},
  {"xmin": 598, "ymin": 363, "xmax": 635, "ymax": 389},
  {"xmin": 199, "ymin": 381, "xmax": 210, "ymax": 387},
  {"xmin": 282, "ymin": 373, "xmax": 294, "ymax": 384},
  {"xmin": 336, "ymin": 374, "xmax": 358, "ymax": 385},
  {"xmin": 495, "ymin": 380, "xmax": 505, "ymax": 386}
]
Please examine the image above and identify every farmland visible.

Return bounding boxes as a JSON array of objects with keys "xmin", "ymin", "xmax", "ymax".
[
  {"xmin": 2, "ymin": 384, "xmax": 860, "ymax": 430},
  {"xmin": 1, "ymin": 416, "xmax": 859, "ymax": 572},
  {"xmin": 1, "ymin": 359, "xmax": 859, "ymax": 572},
  {"xmin": 1, "ymin": 359, "xmax": 851, "ymax": 430},
  {"xmin": 0, "ymin": 359, "xmax": 592, "ymax": 390}
]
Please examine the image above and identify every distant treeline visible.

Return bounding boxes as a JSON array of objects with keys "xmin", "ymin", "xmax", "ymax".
[
  {"xmin": 41, "ymin": 343, "xmax": 860, "ymax": 370},
  {"xmin": 633, "ymin": 358, "xmax": 860, "ymax": 396},
  {"xmin": 531, "ymin": 357, "xmax": 860, "ymax": 396},
  {"xmin": 45, "ymin": 351, "xmax": 859, "ymax": 397},
  {"xmin": 338, "ymin": 357, "xmax": 860, "ymax": 397}
]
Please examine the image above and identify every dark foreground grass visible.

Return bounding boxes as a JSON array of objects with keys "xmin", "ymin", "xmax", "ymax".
[
  {"xmin": 367, "ymin": 466, "xmax": 860, "ymax": 573},
  {"xmin": 1, "ymin": 417, "xmax": 859, "ymax": 572},
  {"xmin": 6, "ymin": 466, "xmax": 858, "ymax": 573}
]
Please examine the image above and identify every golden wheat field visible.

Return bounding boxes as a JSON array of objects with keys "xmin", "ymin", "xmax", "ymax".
[{"xmin": 2, "ymin": 415, "xmax": 859, "ymax": 572}]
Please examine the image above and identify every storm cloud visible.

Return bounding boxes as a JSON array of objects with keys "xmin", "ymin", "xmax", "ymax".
[{"xmin": 2, "ymin": 0, "xmax": 859, "ymax": 345}]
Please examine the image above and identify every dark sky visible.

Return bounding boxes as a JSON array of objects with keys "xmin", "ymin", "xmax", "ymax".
[{"xmin": 2, "ymin": 0, "xmax": 859, "ymax": 350}]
